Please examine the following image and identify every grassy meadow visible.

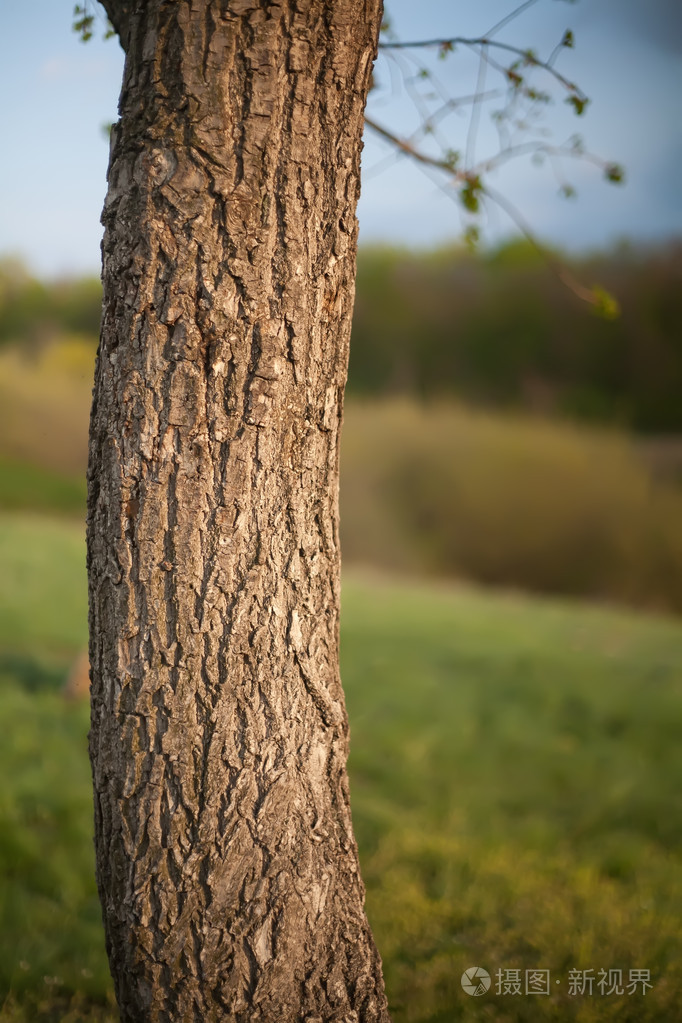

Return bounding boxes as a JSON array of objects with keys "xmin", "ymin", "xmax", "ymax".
[{"xmin": 1, "ymin": 511, "xmax": 681, "ymax": 1021}]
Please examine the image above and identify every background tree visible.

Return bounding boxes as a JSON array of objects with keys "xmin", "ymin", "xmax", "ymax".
[{"xmin": 87, "ymin": 1, "xmax": 389, "ymax": 1020}]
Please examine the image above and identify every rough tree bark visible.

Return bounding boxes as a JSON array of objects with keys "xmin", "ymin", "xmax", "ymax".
[{"xmin": 87, "ymin": 1, "xmax": 388, "ymax": 1020}]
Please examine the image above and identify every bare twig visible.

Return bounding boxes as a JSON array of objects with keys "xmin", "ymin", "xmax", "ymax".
[
  {"xmin": 365, "ymin": 117, "xmax": 466, "ymax": 179},
  {"xmin": 466, "ymin": 44, "xmax": 489, "ymax": 168},
  {"xmin": 363, "ymin": 115, "xmax": 619, "ymax": 312},
  {"xmin": 486, "ymin": 0, "xmax": 541, "ymax": 38},
  {"xmin": 379, "ymin": 36, "xmax": 586, "ymax": 104}
]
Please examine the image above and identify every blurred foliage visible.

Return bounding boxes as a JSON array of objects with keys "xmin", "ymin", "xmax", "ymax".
[
  {"xmin": 0, "ymin": 459, "xmax": 86, "ymax": 517},
  {"xmin": 341, "ymin": 400, "xmax": 682, "ymax": 614},
  {"xmin": 0, "ymin": 335, "xmax": 93, "ymax": 476},
  {"xmin": 3, "ymin": 241, "xmax": 682, "ymax": 433},
  {"xmin": 2, "ymin": 249, "xmax": 682, "ymax": 612},
  {"xmin": 0, "ymin": 259, "xmax": 101, "ymax": 350},
  {"xmin": 350, "ymin": 239, "xmax": 682, "ymax": 433},
  {"xmin": 1, "ymin": 515, "xmax": 681, "ymax": 1022}
]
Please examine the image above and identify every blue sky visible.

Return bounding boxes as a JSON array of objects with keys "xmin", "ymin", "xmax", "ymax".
[{"xmin": 0, "ymin": 0, "xmax": 680, "ymax": 277}]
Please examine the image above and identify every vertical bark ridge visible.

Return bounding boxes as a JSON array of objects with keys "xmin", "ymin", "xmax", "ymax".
[{"xmin": 88, "ymin": 1, "xmax": 388, "ymax": 1020}]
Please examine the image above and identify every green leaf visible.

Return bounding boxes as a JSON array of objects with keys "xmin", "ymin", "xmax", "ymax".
[
  {"xmin": 73, "ymin": 6, "xmax": 95, "ymax": 44},
  {"xmin": 604, "ymin": 163, "xmax": 625, "ymax": 184},
  {"xmin": 460, "ymin": 176, "xmax": 483, "ymax": 214},
  {"xmin": 591, "ymin": 286, "xmax": 620, "ymax": 320},
  {"xmin": 525, "ymin": 88, "xmax": 550, "ymax": 103},
  {"xmin": 566, "ymin": 94, "xmax": 589, "ymax": 116}
]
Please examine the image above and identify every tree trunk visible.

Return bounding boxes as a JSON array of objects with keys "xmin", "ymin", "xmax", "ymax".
[{"xmin": 87, "ymin": 2, "xmax": 388, "ymax": 1020}]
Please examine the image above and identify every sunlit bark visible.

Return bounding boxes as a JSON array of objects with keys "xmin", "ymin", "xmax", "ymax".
[{"xmin": 87, "ymin": 2, "xmax": 388, "ymax": 1019}]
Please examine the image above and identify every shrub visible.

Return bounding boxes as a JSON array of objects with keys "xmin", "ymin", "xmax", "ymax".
[{"xmin": 341, "ymin": 400, "xmax": 682, "ymax": 612}]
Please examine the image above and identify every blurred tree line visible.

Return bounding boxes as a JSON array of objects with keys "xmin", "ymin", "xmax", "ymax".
[
  {"xmin": 2, "ymin": 241, "xmax": 681, "ymax": 434},
  {"xmin": 0, "ymin": 259, "xmax": 101, "ymax": 349},
  {"xmin": 2, "ymin": 244, "xmax": 682, "ymax": 611},
  {"xmin": 350, "ymin": 239, "xmax": 682, "ymax": 434}
]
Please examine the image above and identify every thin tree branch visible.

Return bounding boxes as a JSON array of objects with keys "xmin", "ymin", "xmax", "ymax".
[
  {"xmin": 363, "ymin": 116, "xmax": 615, "ymax": 311},
  {"xmin": 365, "ymin": 117, "xmax": 613, "ymax": 187},
  {"xmin": 379, "ymin": 36, "xmax": 585, "ymax": 102},
  {"xmin": 485, "ymin": 0, "xmax": 541, "ymax": 38},
  {"xmin": 364, "ymin": 117, "xmax": 466, "ymax": 179},
  {"xmin": 476, "ymin": 139, "xmax": 614, "ymax": 177},
  {"xmin": 466, "ymin": 44, "xmax": 489, "ymax": 168},
  {"xmin": 480, "ymin": 182, "xmax": 604, "ymax": 306}
]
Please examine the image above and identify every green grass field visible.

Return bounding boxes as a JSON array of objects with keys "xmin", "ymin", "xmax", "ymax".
[{"xmin": 1, "ymin": 511, "xmax": 681, "ymax": 1021}]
